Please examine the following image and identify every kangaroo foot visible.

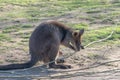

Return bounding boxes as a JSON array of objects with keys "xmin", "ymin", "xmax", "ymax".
[
  {"xmin": 49, "ymin": 63, "xmax": 72, "ymax": 69},
  {"xmin": 58, "ymin": 64, "xmax": 71, "ymax": 69}
]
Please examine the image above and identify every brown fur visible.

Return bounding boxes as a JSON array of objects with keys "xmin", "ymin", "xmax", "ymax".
[{"xmin": 0, "ymin": 21, "xmax": 84, "ymax": 70}]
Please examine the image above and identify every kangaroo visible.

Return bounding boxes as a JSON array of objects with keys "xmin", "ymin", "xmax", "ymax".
[{"xmin": 0, "ymin": 21, "xmax": 84, "ymax": 70}]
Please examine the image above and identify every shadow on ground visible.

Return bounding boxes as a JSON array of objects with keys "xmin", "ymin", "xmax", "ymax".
[{"xmin": 0, "ymin": 59, "xmax": 120, "ymax": 80}]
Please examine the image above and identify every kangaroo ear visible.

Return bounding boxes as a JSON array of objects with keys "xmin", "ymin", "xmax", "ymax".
[
  {"xmin": 72, "ymin": 31, "xmax": 79, "ymax": 37},
  {"xmin": 79, "ymin": 29, "xmax": 84, "ymax": 35}
]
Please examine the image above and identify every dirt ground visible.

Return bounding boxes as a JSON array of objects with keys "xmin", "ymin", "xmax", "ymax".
[{"xmin": 0, "ymin": 45, "xmax": 120, "ymax": 80}]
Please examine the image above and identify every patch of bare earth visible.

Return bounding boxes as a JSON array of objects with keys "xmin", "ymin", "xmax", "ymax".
[{"xmin": 0, "ymin": 44, "xmax": 120, "ymax": 80}]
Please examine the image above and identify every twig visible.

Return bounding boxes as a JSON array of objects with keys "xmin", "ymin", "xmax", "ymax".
[{"xmin": 84, "ymin": 31, "xmax": 114, "ymax": 48}]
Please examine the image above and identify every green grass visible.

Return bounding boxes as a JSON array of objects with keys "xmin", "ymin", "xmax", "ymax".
[
  {"xmin": 83, "ymin": 26, "xmax": 120, "ymax": 46},
  {"xmin": 0, "ymin": 0, "xmax": 120, "ymax": 22},
  {"xmin": 0, "ymin": 33, "xmax": 11, "ymax": 41},
  {"xmin": 0, "ymin": 0, "xmax": 120, "ymax": 53},
  {"xmin": 1, "ymin": 23, "xmax": 119, "ymax": 47},
  {"xmin": 2, "ymin": 25, "xmax": 21, "ymax": 33},
  {"xmin": 0, "ymin": 0, "xmax": 39, "ymax": 5},
  {"xmin": 73, "ymin": 23, "xmax": 89, "ymax": 30},
  {"xmin": 21, "ymin": 24, "xmax": 33, "ymax": 28}
]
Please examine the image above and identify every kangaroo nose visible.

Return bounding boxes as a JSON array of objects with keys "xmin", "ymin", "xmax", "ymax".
[{"xmin": 81, "ymin": 45, "xmax": 84, "ymax": 49}]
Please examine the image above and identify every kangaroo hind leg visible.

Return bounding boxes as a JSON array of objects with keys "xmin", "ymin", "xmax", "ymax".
[{"xmin": 47, "ymin": 46, "xmax": 71, "ymax": 69}]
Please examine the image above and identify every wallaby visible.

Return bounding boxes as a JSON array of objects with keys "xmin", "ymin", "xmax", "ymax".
[{"xmin": 0, "ymin": 21, "xmax": 84, "ymax": 70}]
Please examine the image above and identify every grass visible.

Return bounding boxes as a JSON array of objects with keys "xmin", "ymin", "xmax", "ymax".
[
  {"xmin": 73, "ymin": 23, "xmax": 89, "ymax": 30},
  {"xmin": 0, "ymin": 33, "xmax": 11, "ymax": 41},
  {"xmin": 0, "ymin": 0, "xmax": 119, "ymax": 22},
  {"xmin": 0, "ymin": 24, "xmax": 119, "ymax": 47},
  {"xmin": 0, "ymin": 0, "xmax": 120, "ymax": 54},
  {"xmin": 2, "ymin": 25, "xmax": 21, "ymax": 33},
  {"xmin": 83, "ymin": 26, "xmax": 120, "ymax": 46},
  {"xmin": 0, "ymin": 0, "xmax": 39, "ymax": 5}
]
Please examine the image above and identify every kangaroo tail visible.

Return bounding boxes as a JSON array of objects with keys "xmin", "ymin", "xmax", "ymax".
[{"xmin": 0, "ymin": 58, "xmax": 38, "ymax": 70}]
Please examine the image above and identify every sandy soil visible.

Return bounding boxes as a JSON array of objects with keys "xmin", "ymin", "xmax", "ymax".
[{"xmin": 0, "ymin": 45, "xmax": 119, "ymax": 80}]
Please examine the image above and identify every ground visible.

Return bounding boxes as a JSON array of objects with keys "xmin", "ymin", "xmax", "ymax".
[{"xmin": 0, "ymin": 0, "xmax": 120, "ymax": 80}]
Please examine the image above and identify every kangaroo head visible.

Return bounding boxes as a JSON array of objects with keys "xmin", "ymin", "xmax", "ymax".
[
  {"xmin": 71, "ymin": 29, "xmax": 84, "ymax": 51},
  {"xmin": 62, "ymin": 29, "xmax": 84, "ymax": 51}
]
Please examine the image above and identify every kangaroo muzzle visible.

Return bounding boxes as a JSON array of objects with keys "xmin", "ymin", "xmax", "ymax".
[{"xmin": 81, "ymin": 45, "xmax": 84, "ymax": 49}]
